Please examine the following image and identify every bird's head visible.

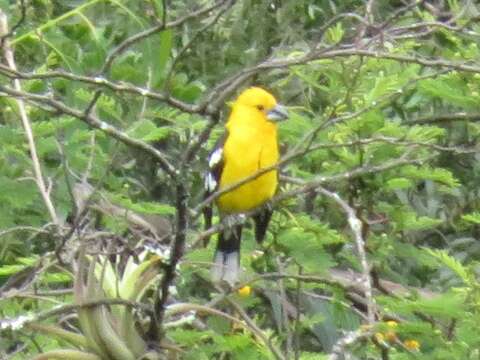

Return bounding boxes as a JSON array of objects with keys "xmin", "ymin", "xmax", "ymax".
[{"xmin": 235, "ymin": 87, "xmax": 288, "ymax": 122}]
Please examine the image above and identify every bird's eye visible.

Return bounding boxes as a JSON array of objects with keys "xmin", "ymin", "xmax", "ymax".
[{"xmin": 256, "ymin": 105, "xmax": 264, "ymax": 111}]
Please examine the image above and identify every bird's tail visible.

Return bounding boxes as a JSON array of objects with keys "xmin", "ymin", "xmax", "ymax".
[
  {"xmin": 253, "ymin": 207, "xmax": 273, "ymax": 243},
  {"xmin": 211, "ymin": 225, "xmax": 242, "ymax": 285}
]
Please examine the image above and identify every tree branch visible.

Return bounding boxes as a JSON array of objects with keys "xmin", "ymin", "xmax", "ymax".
[
  {"xmin": 192, "ymin": 153, "xmax": 433, "ymax": 246},
  {"xmin": 328, "ymin": 329, "xmax": 372, "ymax": 360},
  {"xmin": 0, "ymin": 0, "xmax": 26, "ymax": 47},
  {"xmin": 316, "ymin": 186, "xmax": 375, "ymax": 324},
  {"xmin": 0, "ymin": 85, "xmax": 178, "ymax": 178},
  {"xmin": 410, "ymin": 112, "xmax": 480, "ymax": 124},
  {"xmin": 0, "ymin": 10, "xmax": 59, "ymax": 227},
  {"xmin": 101, "ymin": 0, "xmax": 230, "ymax": 74}
]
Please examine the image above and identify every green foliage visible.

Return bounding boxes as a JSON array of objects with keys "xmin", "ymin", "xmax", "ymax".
[{"xmin": 1, "ymin": 0, "xmax": 480, "ymax": 359}]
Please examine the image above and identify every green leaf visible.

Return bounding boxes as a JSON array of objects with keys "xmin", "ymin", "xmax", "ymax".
[
  {"xmin": 365, "ymin": 73, "xmax": 400, "ymax": 104},
  {"xmin": 300, "ymin": 352, "xmax": 327, "ymax": 360},
  {"xmin": 127, "ymin": 119, "xmax": 170, "ymax": 142},
  {"xmin": 419, "ymin": 78, "xmax": 478, "ymax": 108},
  {"xmin": 462, "ymin": 212, "xmax": 480, "ymax": 225},
  {"xmin": 152, "ymin": 29, "xmax": 173, "ymax": 86},
  {"xmin": 110, "ymin": 194, "xmax": 175, "ymax": 215},
  {"xmin": 385, "ymin": 177, "xmax": 413, "ymax": 190},
  {"xmin": 326, "ymin": 22, "xmax": 344, "ymax": 44},
  {"xmin": 378, "ymin": 292, "xmax": 465, "ymax": 319},
  {"xmin": 277, "ymin": 227, "xmax": 336, "ymax": 273},
  {"xmin": 426, "ymin": 248, "xmax": 472, "ymax": 285},
  {"xmin": 402, "ymin": 166, "xmax": 459, "ymax": 187},
  {"xmin": 0, "ymin": 264, "xmax": 26, "ymax": 276},
  {"xmin": 0, "ymin": 177, "xmax": 39, "ymax": 208}
]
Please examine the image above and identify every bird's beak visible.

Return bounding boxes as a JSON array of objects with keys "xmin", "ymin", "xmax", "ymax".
[{"xmin": 267, "ymin": 104, "xmax": 288, "ymax": 122}]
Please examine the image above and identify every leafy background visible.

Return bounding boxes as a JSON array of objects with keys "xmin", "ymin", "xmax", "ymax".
[{"xmin": 1, "ymin": 0, "xmax": 480, "ymax": 359}]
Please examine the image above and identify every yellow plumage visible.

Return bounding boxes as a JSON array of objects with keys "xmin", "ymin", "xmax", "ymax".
[
  {"xmin": 217, "ymin": 88, "xmax": 281, "ymax": 213},
  {"xmin": 206, "ymin": 87, "xmax": 287, "ymax": 284}
]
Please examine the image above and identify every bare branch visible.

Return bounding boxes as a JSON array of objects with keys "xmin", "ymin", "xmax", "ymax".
[
  {"xmin": 0, "ymin": 298, "xmax": 154, "ymax": 331},
  {"xmin": 0, "ymin": 85, "xmax": 178, "ymax": 178},
  {"xmin": 3, "ymin": 46, "xmax": 477, "ymax": 119},
  {"xmin": 101, "ymin": 0, "xmax": 230, "ymax": 73},
  {"xmin": 161, "ymin": 0, "xmax": 167, "ymax": 26},
  {"xmin": 193, "ymin": 119, "xmax": 448, "ymax": 218},
  {"xmin": 318, "ymin": 48, "xmax": 480, "ymax": 74},
  {"xmin": 410, "ymin": 112, "xmax": 480, "ymax": 125},
  {"xmin": 378, "ymin": 0, "xmax": 426, "ymax": 29},
  {"xmin": 0, "ymin": 11, "xmax": 59, "ymax": 227},
  {"xmin": 328, "ymin": 329, "xmax": 372, "ymax": 360},
  {"xmin": 192, "ymin": 154, "xmax": 433, "ymax": 246},
  {"xmin": 316, "ymin": 186, "xmax": 375, "ymax": 323},
  {"xmin": 165, "ymin": 302, "xmax": 274, "ymax": 339},
  {"xmin": 149, "ymin": 184, "xmax": 189, "ymax": 340},
  {"xmin": 164, "ymin": 0, "xmax": 236, "ymax": 89},
  {"xmin": 0, "ymin": 225, "xmax": 51, "ymax": 239},
  {"xmin": 0, "ymin": 0, "xmax": 26, "ymax": 47},
  {"xmin": 0, "ymin": 64, "xmax": 202, "ymax": 114},
  {"xmin": 201, "ymin": 47, "xmax": 475, "ymax": 115},
  {"xmin": 276, "ymin": 258, "xmax": 293, "ymax": 357},
  {"xmin": 225, "ymin": 297, "xmax": 287, "ymax": 360}
]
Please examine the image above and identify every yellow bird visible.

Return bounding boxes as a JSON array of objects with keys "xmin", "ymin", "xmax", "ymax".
[{"xmin": 204, "ymin": 87, "xmax": 288, "ymax": 284}]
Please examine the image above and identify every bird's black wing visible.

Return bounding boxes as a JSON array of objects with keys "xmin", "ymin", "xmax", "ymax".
[{"xmin": 202, "ymin": 132, "xmax": 227, "ymax": 245}]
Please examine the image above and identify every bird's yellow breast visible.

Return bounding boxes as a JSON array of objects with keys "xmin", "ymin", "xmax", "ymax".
[{"xmin": 217, "ymin": 108, "xmax": 279, "ymax": 214}]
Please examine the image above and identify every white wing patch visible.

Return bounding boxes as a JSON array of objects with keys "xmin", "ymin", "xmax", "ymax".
[
  {"xmin": 205, "ymin": 173, "xmax": 217, "ymax": 192},
  {"xmin": 209, "ymin": 148, "xmax": 223, "ymax": 168},
  {"xmin": 205, "ymin": 148, "xmax": 223, "ymax": 192}
]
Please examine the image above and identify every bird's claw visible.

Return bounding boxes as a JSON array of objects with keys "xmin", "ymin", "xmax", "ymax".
[{"xmin": 222, "ymin": 214, "xmax": 246, "ymax": 228}]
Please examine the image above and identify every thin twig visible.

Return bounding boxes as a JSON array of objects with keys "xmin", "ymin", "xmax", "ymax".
[
  {"xmin": 0, "ymin": 64, "xmax": 202, "ymax": 113},
  {"xmin": 410, "ymin": 112, "xmax": 480, "ymax": 124},
  {"xmin": 101, "ymin": 0, "xmax": 229, "ymax": 73},
  {"xmin": 149, "ymin": 183, "xmax": 189, "ymax": 340},
  {"xmin": 294, "ymin": 265, "xmax": 302, "ymax": 360},
  {"xmin": 164, "ymin": 0, "xmax": 236, "ymax": 89},
  {"xmin": 0, "ymin": 225, "xmax": 50, "ymax": 238},
  {"xmin": 316, "ymin": 186, "xmax": 375, "ymax": 324},
  {"xmin": 0, "ymin": 11, "xmax": 59, "ymax": 227},
  {"xmin": 276, "ymin": 258, "xmax": 293, "ymax": 358},
  {"xmin": 0, "ymin": 298, "xmax": 154, "ymax": 331},
  {"xmin": 225, "ymin": 297, "xmax": 287, "ymax": 360},
  {"xmin": 161, "ymin": 0, "xmax": 167, "ymax": 26},
  {"xmin": 0, "ymin": 85, "xmax": 178, "ymax": 178},
  {"xmin": 0, "ymin": 0, "xmax": 26, "ymax": 46},
  {"xmin": 328, "ymin": 329, "xmax": 372, "ymax": 360},
  {"xmin": 193, "ymin": 153, "xmax": 433, "ymax": 246}
]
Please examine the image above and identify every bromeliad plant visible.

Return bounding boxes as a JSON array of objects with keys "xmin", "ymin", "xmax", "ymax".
[{"xmin": 31, "ymin": 251, "xmax": 166, "ymax": 360}]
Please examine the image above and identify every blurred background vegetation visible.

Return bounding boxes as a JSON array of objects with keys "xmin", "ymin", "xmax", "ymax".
[{"xmin": 1, "ymin": 0, "xmax": 480, "ymax": 359}]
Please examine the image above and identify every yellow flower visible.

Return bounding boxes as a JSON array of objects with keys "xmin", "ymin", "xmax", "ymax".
[
  {"xmin": 374, "ymin": 332, "xmax": 385, "ymax": 343},
  {"xmin": 237, "ymin": 285, "xmax": 252, "ymax": 297},
  {"xmin": 403, "ymin": 339, "xmax": 420, "ymax": 351},
  {"xmin": 385, "ymin": 330, "xmax": 397, "ymax": 343},
  {"xmin": 386, "ymin": 320, "xmax": 398, "ymax": 328},
  {"xmin": 383, "ymin": 320, "xmax": 398, "ymax": 342}
]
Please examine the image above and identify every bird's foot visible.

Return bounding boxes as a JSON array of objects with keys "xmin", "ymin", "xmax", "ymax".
[
  {"xmin": 264, "ymin": 201, "xmax": 274, "ymax": 212},
  {"xmin": 222, "ymin": 214, "xmax": 246, "ymax": 228}
]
